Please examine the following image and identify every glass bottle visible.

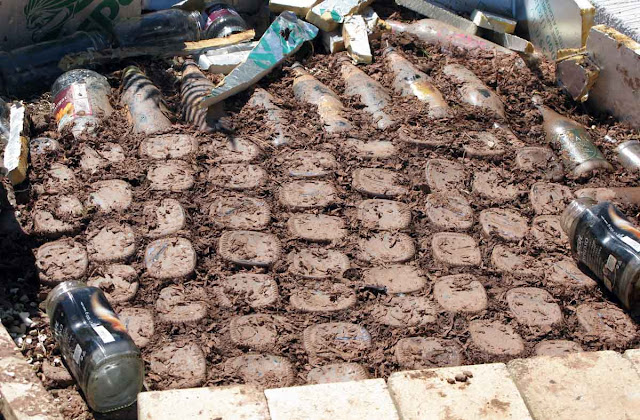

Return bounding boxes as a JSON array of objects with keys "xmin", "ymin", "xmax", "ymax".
[
  {"xmin": 202, "ymin": 3, "xmax": 248, "ymax": 39},
  {"xmin": 443, "ymin": 64, "xmax": 506, "ymax": 118},
  {"xmin": 534, "ymin": 96, "xmax": 612, "ymax": 178},
  {"xmin": 45, "ymin": 281, "xmax": 143, "ymax": 413},
  {"xmin": 615, "ymin": 140, "xmax": 640, "ymax": 173},
  {"xmin": 181, "ymin": 59, "xmax": 228, "ymax": 133},
  {"xmin": 562, "ymin": 198, "xmax": 640, "ymax": 314},
  {"xmin": 113, "ymin": 9, "xmax": 204, "ymax": 47},
  {"xmin": 121, "ymin": 66, "xmax": 172, "ymax": 134}
]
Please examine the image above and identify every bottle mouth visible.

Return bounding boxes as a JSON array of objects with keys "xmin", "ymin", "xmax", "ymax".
[
  {"xmin": 382, "ymin": 46, "xmax": 395, "ymax": 57},
  {"xmin": 561, "ymin": 197, "xmax": 597, "ymax": 239},
  {"xmin": 45, "ymin": 280, "xmax": 87, "ymax": 320}
]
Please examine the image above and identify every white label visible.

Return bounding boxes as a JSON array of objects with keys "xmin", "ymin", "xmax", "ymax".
[
  {"xmin": 3, "ymin": 102, "xmax": 25, "ymax": 173},
  {"xmin": 73, "ymin": 344, "xmax": 82, "ymax": 364},
  {"xmin": 92, "ymin": 325, "xmax": 115, "ymax": 344},
  {"xmin": 605, "ymin": 254, "xmax": 617, "ymax": 272},
  {"xmin": 621, "ymin": 235, "xmax": 640, "ymax": 252},
  {"xmin": 72, "ymin": 83, "xmax": 92, "ymax": 117}
]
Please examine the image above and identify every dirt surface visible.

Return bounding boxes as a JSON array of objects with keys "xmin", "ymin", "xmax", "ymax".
[{"xmin": 2, "ymin": 11, "xmax": 640, "ymax": 419}]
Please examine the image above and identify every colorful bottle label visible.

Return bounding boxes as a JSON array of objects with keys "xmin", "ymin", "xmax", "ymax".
[
  {"xmin": 553, "ymin": 125, "xmax": 605, "ymax": 166},
  {"xmin": 53, "ymin": 83, "xmax": 93, "ymax": 128}
]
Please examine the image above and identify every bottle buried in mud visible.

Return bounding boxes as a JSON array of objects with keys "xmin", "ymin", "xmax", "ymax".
[
  {"xmin": 443, "ymin": 64, "xmax": 506, "ymax": 119},
  {"xmin": 181, "ymin": 59, "xmax": 229, "ymax": 133},
  {"xmin": 0, "ymin": 32, "xmax": 111, "ymax": 97},
  {"xmin": 45, "ymin": 281, "xmax": 143, "ymax": 413},
  {"xmin": 203, "ymin": 3, "xmax": 249, "ymax": 39},
  {"xmin": 562, "ymin": 198, "xmax": 640, "ymax": 314},
  {"xmin": 51, "ymin": 69, "xmax": 114, "ymax": 137},
  {"xmin": 382, "ymin": 47, "xmax": 450, "ymax": 119},
  {"xmin": 121, "ymin": 66, "xmax": 172, "ymax": 135},
  {"xmin": 615, "ymin": 140, "xmax": 640, "ymax": 173},
  {"xmin": 113, "ymin": 9, "xmax": 204, "ymax": 47},
  {"xmin": 533, "ymin": 96, "xmax": 612, "ymax": 178}
]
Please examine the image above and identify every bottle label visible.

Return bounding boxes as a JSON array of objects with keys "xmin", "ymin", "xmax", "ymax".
[
  {"xmin": 206, "ymin": 8, "xmax": 240, "ymax": 29},
  {"xmin": 573, "ymin": 202, "xmax": 640, "ymax": 307},
  {"xmin": 53, "ymin": 83, "xmax": 93, "ymax": 128},
  {"xmin": 553, "ymin": 126, "xmax": 605, "ymax": 166},
  {"xmin": 51, "ymin": 287, "xmax": 133, "ymax": 383}
]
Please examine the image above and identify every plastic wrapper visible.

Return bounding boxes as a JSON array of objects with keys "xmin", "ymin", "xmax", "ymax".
[{"xmin": 1, "ymin": 100, "xmax": 29, "ymax": 185}]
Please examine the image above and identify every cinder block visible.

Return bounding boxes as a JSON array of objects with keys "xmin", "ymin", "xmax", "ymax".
[
  {"xmin": 388, "ymin": 363, "xmax": 532, "ymax": 419},
  {"xmin": 508, "ymin": 351, "xmax": 640, "ymax": 420},
  {"xmin": 265, "ymin": 378, "xmax": 399, "ymax": 420},
  {"xmin": 137, "ymin": 385, "xmax": 270, "ymax": 420}
]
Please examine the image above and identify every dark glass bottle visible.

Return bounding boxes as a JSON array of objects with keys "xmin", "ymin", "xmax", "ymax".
[
  {"xmin": 562, "ymin": 198, "xmax": 640, "ymax": 314},
  {"xmin": 45, "ymin": 281, "xmax": 143, "ymax": 413},
  {"xmin": 113, "ymin": 9, "xmax": 204, "ymax": 47},
  {"xmin": 203, "ymin": 3, "xmax": 248, "ymax": 39},
  {"xmin": 0, "ymin": 32, "xmax": 110, "ymax": 97}
]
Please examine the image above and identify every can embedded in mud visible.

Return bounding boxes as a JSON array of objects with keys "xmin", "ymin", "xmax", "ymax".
[
  {"xmin": 616, "ymin": 140, "xmax": 640, "ymax": 172},
  {"xmin": 45, "ymin": 281, "xmax": 143, "ymax": 413},
  {"xmin": 562, "ymin": 198, "xmax": 640, "ymax": 314}
]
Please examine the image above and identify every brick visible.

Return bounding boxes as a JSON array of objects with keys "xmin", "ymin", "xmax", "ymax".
[
  {"xmin": 265, "ymin": 379, "xmax": 399, "ymax": 420},
  {"xmin": 137, "ymin": 385, "xmax": 270, "ymax": 420},
  {"xmin": 508, "ymin": 351, "xmax": 640, "ymax": 420},
  {"xmin": 0, "ymin": 325, "xmax": 64, "ymax": 420},
  {"xmin": 388, "ymin": 363, "xmax": 532, "ymax": 420}
]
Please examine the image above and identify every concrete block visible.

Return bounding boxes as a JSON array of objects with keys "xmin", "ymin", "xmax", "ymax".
[
  {"xmin": 388, "ymin": 363, "xmax": 532, "ymax": 419},
  {"xmin": 137, "ymin": 385, "xmax": 270, "ymax": 420},
  {"xmin": 586, "ymin": 25, "xmax": 640, "ymax": 129},
  {"xmin": 624, "ymin": 349, "xmax": 640, "ymax": 374},
  {"xmin": 265, "ymin": 378, "xmax": 399, "ymax": 420},
  {"xmin": 0, "ymin": 325, "xmax": 64, "ymax": 420},
  {"xmin": 508, "ymin": 351, "xmax": 640, "ymax": 420}
]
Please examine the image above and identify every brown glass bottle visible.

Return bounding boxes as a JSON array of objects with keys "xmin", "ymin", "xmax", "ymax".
[
  {"xmin": 534, "ymin": 97, "xmax": 612, "ymax": 178},
  {"xmin": 181, "ymin": 60, "xmax": 228, "ymax": 133},
  {"xmin": 121, "ymin": 66, "xmax": 172, "ymax": 135}
]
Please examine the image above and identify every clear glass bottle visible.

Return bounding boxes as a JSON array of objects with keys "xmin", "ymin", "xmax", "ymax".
[
  {"xmin": 0, "ymin": 32, "xmax": 110, "ymax": 97},
  {"xmin": 562, "ymin": 198, "xmax": 640, "ymax": 314},
  {"xmin": 202, "ymin": 3, "xmax": 248, "ymax": 39},
  {"xmin": 121, "ymin": 66, "xmax": 172, "ymax": 134},
  {"xmin": 113, "ymin": 9, "xmax": 204, "ymax": 47},
  {"xmin": 45, "ymin": 281, "xmax": 143, "ymax": 413},
  {"xmin": 534, "ymin": 96, "xmax": 612, "ymax": 178},
  {"xmin": 51, "ymin": 69, "xmax": 113, "ymax": 137},
  {"xmin": 616, "ymin": 140, "xmax": 640, "ymax": 173}
]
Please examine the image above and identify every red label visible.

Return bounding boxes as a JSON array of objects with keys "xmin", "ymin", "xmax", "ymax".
[
  {"xmin": 206, "ymin": 8, "xmax": 240, "ymax": 29},
  {"xmin": 53, "ymin": 83, "xmax": 93, "ymax": 125}
]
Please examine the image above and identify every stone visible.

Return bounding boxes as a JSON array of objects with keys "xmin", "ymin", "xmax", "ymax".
[
  {"xmin": 87, "ymin": 264, "xmax": 139, "ymax": 303},
  {"xmin": 388, "ymin": 363, "xmax": 533, "ymax": 420},
  {"xmin": 424, "ymin": 158, "xmax": 468, "ymax": 192},
  {"xmin": 345, "ymin": 139, "xmax": 396, "ymax": 159},
  {"xmin": 469, "ymin": 320, "xmax": 524, "ymax": 356},
  {"xmin": 433, "ymin": 274, "xmax": 488, "ymax": 313},
  {"xmin": 576, "ymin": 302, "xmax": 637, "ymax": 346},
  {"xmin": 209, "ymin": 195, "xmax": 271, "ymax": 230},
  {"xmin": 265, "ymin": 379, "xmax": 399, "ymax": 420},
  {"xmin": 530, "ymin": 182, "xmax": 574, "ymax": 215},
  {"xmin": 87, "ymin": 180, "xmax": 133, "ymax": 213},
  {"xmin": 303, "ymin": 322, "xmax": 372, "ymax": 362},
  {"xmin": 371, "ymin": 296, "xmax": 438, "ymax": 327},
  {"xmin": 491, "ymin": 245, "xmax": 543, "ymax": 277},
  {"xmin": 218, "ymin": 230, "xmax": 282, "ymax": 267},
  {"xmin": 288, "ymin": 214, "xmax": 347, "ymax": 242},
  {"xmin": 545, "ymin": 258, "xmax": 598, "ymax": 291},
  {"xmin": 86, "ymin": 223, "xmax": 136, "ymax": 262},
  {"xmin": 230, "ymin": 314, "xmax": 290, "ymax": 351},
  {"xmin": 148, "ymin": 160, "xmax": 195, "ymax": 191},
  {"xmin": 479, "ymin": 208, "xmax": 528, "ymax": 241},
  {"xmin": 215, "ymin": 273, "xmax": 279, "ymax": 309},
  {"xmin": 147, "ymin": 342, "xmax": 206, "ymax": 390},
  {"xmin": 279, "ymin": 181, "xmax": 338, "ymax": 210},
  {"xmin": 362, "ymin": 264, "xmax": 426, "ymax": 293},
  {"xmin": 36, "ymin": 239, "xmax": 88, "ymax": 284},
  {"xmin": 290, "ymin": 281, "xmax": 356, "ymax": 312},
  {"xmin": 506, "ymin": 287, "xmax": 563, "ymax": 330},
  {"xmin": 531, "ymin": 215, "xmax": 569, "ymax": 249},
  {"xmin": 432, "ymin": 232, "xmax": 481, "ymax": 267},
  {"xmin": 138, "ymin": 385, "xmax": 270, "ymax": 420},
  {"xmin": 288, "ymin": 248, "xmax": 350, "ymax": 279},
  {"xmin": 285, "ymin": 150, "xmax": 337, "ymax": 177},
  {"xmin": 515, "ymin": 146, "xmax": 564, "ymax": 181},
  {"xmin": 118, "ymin": 307, "xmax": 154, "ymax": 348},
  {"xmin": 352, "ymin": 168, "xmax": 409, "ymax": 198},
  {"xmin": 307, "ymin": 363, "xmax": 369, "ymax": 384},
  {"xmin": 145, "ymin": 237, "xmax": 197, "ymax": 279},
  {"xmin": 508, "ymin": 351, "xmax": 640, "ymax": 420},
  {"xmin": 156, "ymin": 285, "xmax": 207, "ymax": 324},
  {"xmin": 356, "ymin": 199, "xmax": 411, "ymax": 230},
  {"xmin": 225, "ymin": 354, "xmax": 294, "ymax": 389},
  {"xmin": 425, "ymin": 192, "xmax": 473, "ymax": 230},
  {"xmin": 208, "ymin": 164, "xmax": 266, "ymax": 190},
  {"xmin": 142, "ymin": 198, "xmax": 186, "ymax": 238},
  {"xmin": 472, "ymin": 170, "xmax": 520, "ymax": 203},
  {"xmin": 139, "ymin": 133, "xmax": 199, "ymax": 159},
  {"xmin": 394, "ymin": 337, "xmax": 464, "ymax": 370},
  {"xmin": 357, "ymin": 232, "xmax": 415, "ymax": 263},
  {"xmin": 534, "ymin": 340, "xmax": 583, "ymax": 356}
]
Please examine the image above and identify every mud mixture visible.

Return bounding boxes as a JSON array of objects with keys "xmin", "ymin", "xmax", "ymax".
[{"xmin": 1, "ymin": 18, "xmax": 639, "ymax": 419}]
